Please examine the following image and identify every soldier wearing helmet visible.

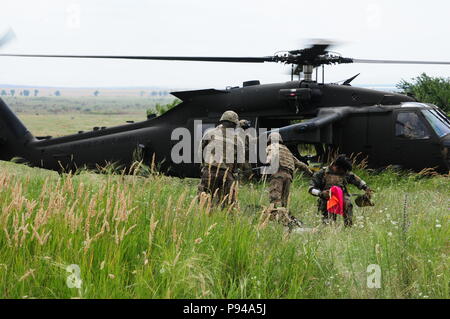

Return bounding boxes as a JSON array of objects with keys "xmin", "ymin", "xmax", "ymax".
[
  {"xmin": 265, "ymin": 131, "xmax": 313, "ymax": 209},
  {"xmin": 308, "ymin": 154, "xmax": 373, "ymax": 227},
  {"xmin": 239, "ymin": 119, "xmax": 251, "ymax": 130},
  {"xmin": 198, "ymin": 110, "xmax": 243, "ymax": 208},
  {"xmin": 262, "ymin": 132, "xmax": 313, "ymax": 230}
]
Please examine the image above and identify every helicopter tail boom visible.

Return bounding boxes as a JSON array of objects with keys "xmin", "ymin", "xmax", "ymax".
[{"xmin": 0, "ymin": 98, "xmax": 35, "ymax": 161}]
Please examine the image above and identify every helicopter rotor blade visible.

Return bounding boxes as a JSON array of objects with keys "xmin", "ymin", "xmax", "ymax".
[
  {"xmin": 0, "ymin": 53, "xmax": 275, "ymax": 63},
  {"xmin": 351, "ymin": 58, "xmax": 450, "ymax": 65},
  {"xmin": 289, "ymin": 43, "xmax": 330, "ymax": 60},
  {"xmin": 0, "ymin": 28, "xmax": 16, "ymax": 48}
]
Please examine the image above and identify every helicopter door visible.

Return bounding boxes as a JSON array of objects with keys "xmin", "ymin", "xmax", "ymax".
[{"xmin": 393, "ymin": 110, "xmax": 442, "ymax": 170}]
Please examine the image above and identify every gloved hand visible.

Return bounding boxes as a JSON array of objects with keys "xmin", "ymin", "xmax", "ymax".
[{"xmin": 319, "ymin": 190, "xmax": 330, "ymax": 200}]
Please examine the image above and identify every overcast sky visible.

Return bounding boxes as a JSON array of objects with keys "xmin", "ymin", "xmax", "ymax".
[{"xmin": 0, "ymin": 0, "xmax": 449, "ymax": 89}]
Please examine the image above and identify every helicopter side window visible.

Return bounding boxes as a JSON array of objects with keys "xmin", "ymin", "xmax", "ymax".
[{"xmin": 395, "ymin": 112, "xmax": 430, "ymax": 140}]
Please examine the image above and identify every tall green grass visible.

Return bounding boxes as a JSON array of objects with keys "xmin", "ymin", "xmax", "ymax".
[{"xmin": 0, "ymin": 161, "xmax": 448, "ymax": 298}]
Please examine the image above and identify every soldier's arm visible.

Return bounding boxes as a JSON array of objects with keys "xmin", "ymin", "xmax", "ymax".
[
  {"xmin": 201, "ymin": 129, "xmax": 213, "ymax": 150},
  {"xmin": 308, "ymin": 169, "xmax": 324, "ymax": 196},
  {"xmin": 293, "ymin": 156, "xmax": 313, "ymax": 178},
  {"xmin": 201, "ymin": 138, "xmax": 209, "ymax": 152},
  {"xmin": 235, "ymin": 134, "xmax": 247, "ymax": 171},
  {"xmin": 346, "ymin": 172, "xmax": 369, "ymax": 190},
  {"xmin": 265, "ymin": 145, "xmax": 273, "ymax": 165}
]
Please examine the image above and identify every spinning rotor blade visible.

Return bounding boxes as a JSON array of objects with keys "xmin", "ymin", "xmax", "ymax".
[
  {"xmin": 0, "ymin": 28, "xmax": 15, "ymax": 48},
  {"xmin": 2, "ymin": 38, "xmax": 449, "ymax": 67},
  {"xmin": 351, "ymin": 58, "xmax": 450, "ymax": 65},
  {"xmin": 289, "ymin": 43, "xmax": 330, "ymax": 60},
  {"xmin": 0, "ymin": 53, "xmax": 275, "ymax": 63},
  {"xmin": 0, "ymin": 43, "xmax": 332, "ymax": 66}
]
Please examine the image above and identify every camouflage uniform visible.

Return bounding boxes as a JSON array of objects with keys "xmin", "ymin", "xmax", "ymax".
[
  {"xmin": 266, "ymin": 142, "xmax": 313, "ymax": 208},
  {"xmin": 260, "ymin": 132, "xmax": 313, "ymax": 230},
  {"xmin": 198, "ymin": 163, "xmax": 237, "ymax": 206},
  {"xmin": 198, "ymin": 112, "xmax": 243, "ymax": 207},
  {"xmin": 237, "ymin": 120, "xmax": 253, "ymax": 181},
  {"xmin": 308, "ymin": 167, "xmax": 368, "ymax": 226},
  {"xmin": 262, "ymin": 206, "xmax": 304, "ymax": 231}
]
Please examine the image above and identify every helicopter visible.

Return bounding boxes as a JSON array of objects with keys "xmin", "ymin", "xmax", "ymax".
[{"xmin": 0, "ymin": 35, "xmax": 449, "ymax": 177}]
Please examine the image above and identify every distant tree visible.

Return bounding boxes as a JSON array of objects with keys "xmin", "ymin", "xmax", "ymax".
[
  {"xmin": 93, "ymin": 90, "xmax": 100, "ymax": 97},
  {"xmin": 1, "ymin": 90, "xmax": 6, "ymax": 96},
  {"xmin": 397, "ymin": 73, "xmax": 450, "ymax": 113},
  {"xmin": 10, "ymin": 89, "xmax": 15, "ymax": 96},
  {"xmin": 54, "ymin": 90, "xmax": 61, "ymax": 96},
  {"xmin": 23, "ymin": 89, "xmax": 30, "ymax": 97},
  {"xmin": 151, "ymin": 99, "xmax": 182, "ymax": 116},
  {"xmin": 34, "ymin": 89, "xmax": 39, "ymax": 96}
]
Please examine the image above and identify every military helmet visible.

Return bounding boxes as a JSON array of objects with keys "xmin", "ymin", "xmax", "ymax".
[
  {"xmin": 239, "ymin": 119, "xmax": 251, "ymax": 129},
  {"xmin": 268, "ymin": 132, "xmax": 283, "ymax": 143},
  {"xmin": 219, "ymin": 110, "xmax": 239, "ymax": 125},
  {"xmin": 355, "ymin": 194, "xmax": 374, "ymax": 207}
]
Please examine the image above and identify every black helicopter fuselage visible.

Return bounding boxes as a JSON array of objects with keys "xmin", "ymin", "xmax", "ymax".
[{"xmin": 1, "ymin": 80, "xmax": 449, "ymax": 176}]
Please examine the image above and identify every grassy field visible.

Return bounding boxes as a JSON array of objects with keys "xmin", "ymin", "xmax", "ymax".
[
  {"xmin": 0, "ymin": 160, "xmax": 448, "ymax": 299},
  {"xmin": 3, "ymin": 96, "xmax": 173, "ymax": 114},
  {"xmin": 0, "ymin": 97, "xmax": 448, "ymax": 298},
  {"xmin": 3, "ymin": 96, "xmax": 173, "ymax": 137},
  {"xmin": 16, "ymin": 113, "xmax": 146, "ymax": 137}
]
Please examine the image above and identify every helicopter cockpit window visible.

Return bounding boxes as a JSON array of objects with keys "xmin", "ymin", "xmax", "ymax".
[
  {"xmin": 421, "ymin": 109, "xmax": 450, "ymax": 138},
  {"xmin": 395, "ymin": 112, "xmax": 430, "ymax": 140}
]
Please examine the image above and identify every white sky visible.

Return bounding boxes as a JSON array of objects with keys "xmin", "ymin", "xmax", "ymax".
[{"xmin": 0, "ymin": 0, "xmax": 449, "ymax": 89}]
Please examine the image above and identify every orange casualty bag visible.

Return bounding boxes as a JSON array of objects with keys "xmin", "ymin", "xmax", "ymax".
[{"xmin": 327, "ymin": 186, "xmax": 344, "ymax": 216}]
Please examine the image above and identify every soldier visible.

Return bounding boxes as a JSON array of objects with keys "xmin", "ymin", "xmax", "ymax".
[
  {"xmin": 262, "ymin": 132, "xmax": 313, "ymax": 231},
  {"xmin": 237, "ymin": 119, "xmax": 253, "ymax": 181},
  {"xmin": 198, "ymin": 110, "xmax": 242, "ymax": 208},
  {"xmin": 308, "ymin": 154, "xmax": 372, "ymax": 227},
  {"xmin": 265, "ymin": 132, "xmax": 313, "ymax": 208},
  {"xmin": 239, "ymin": 119, "xmax": 251, "ymax": 130},
  {"xmin": 403, "ymin": 113, "xmax": 429, "ymax": 139}
]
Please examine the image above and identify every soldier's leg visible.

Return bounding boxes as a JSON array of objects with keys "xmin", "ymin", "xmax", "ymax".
[
  {"xmin": 317, "ymin": 198, "xmax": 328, "ymax": 223},
  {"xmin": 213, "ymin": 169, "xmax": 236, "ymax": 208},
  {"xmin": 223, "ymin": 174, "xmax": 237, "ymax": 207},
  {"xmin": 209, "ymin": 168, "xmax": 224, "ymax": 206},
  {"xmin": 286, "ymin": 212, "xmax": 303, "ymax": 230},
  {"xmin": 280, "ymin": 177, "xmax": 303, "ymax": 230},
  {"xmin": 269, "ymin": 173, "xmax": 284, "ymax": 207},
  {"xmin": 268, "ymin": 207, "xmax": 293, "ymax": 228},
  {"xmin": 215, "ymin": 169, "xmax": 229, "ymax": 206},
  {"xmin": 198, "ymin": 168, "xmax": 210, "ymax": 196},
  {"xmin": 281, "ymin": 175, "xmax": 292, "ymax": 208},
  {"xmin": 343, "ymin": 196, "xmax": 353, "ymax": 227}
]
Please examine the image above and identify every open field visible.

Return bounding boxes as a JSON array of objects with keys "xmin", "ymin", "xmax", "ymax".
[
  {"xmin": 4, "ymin": 96, "xmax": 173, "ymax": 114},
  {"xmin": 0, "ymin": 86, "xmax": 176, "ymax": 98},
  {"xmin": 16, "ymin": 113, "xmax": 146, "ymax": 137},
  {"xmin": 0, "ymin": 160, "xmax": 448, "ymax": 299},
  {"xmin": 3, "ymin": 96, "xmax": 175, "ymax": 136}
]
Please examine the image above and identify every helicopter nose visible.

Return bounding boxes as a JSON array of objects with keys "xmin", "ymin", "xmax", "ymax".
[
  {"xmin": 441, "ymin": 135, "xmax": 450, "ymax": 171},
  {"xmin": 444, "ymin": 147, "xmax": 450, "ymax": 171}
]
